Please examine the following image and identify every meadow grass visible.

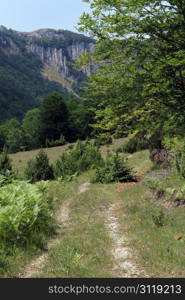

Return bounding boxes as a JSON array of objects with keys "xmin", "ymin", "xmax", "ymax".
[
  {"xmin": 126, "ymin": 150, "xmax": 153, "ymax": 177},
  {"xmin": 117, "ymin": 181, "xmax": 185, "ymax": 277},
  {"xmin": 10, "ymin": 138, "xmax": 126, "ymax": 174},
  {"xmin": 9, "ymin": 144, "xmax": 72, "ymax": 174},
  {"xmin": 36, "ymin": 150, "xmax": 154, "ymax": 278}
]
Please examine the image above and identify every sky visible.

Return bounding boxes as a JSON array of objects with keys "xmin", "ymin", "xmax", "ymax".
[{"xmin": 0, "ymin": 0, "xmax": 91, "ymax": 33}]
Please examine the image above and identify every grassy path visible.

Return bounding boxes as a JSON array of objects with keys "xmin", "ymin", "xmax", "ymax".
[
  {"xmin": 19, "ymin": 173, "xmax": 145, "ymax": 278},
  {"xmin": 17, "ymin": 148, "xmax": 185, "ymax": 278},
  {"xmin": 19, "ymin": 200, "xmax": 70, "ymax": 278},
  {"xmin": 37, "ymin": 177, "xmax": 113, "ymax": 277},
  {"xmin": 8, "ymin": 147, "xmax": 185, "ymax": 278},
  {"xmin": 19, "ymin": 180, "xmax": 92, "ymax": 278}
]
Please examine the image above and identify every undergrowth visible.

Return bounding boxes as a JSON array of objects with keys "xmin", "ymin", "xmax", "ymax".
[
  {"xmin": 54, "ymin": 140, "xmax": 103, "ymax": 178},
  {"xmin": 0, "ymin": 178, "xmax": 56, "ymax": 276}
]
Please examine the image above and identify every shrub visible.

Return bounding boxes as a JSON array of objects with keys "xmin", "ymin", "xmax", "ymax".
[
  {"xmin": 46, "ymin": 134, "xmax": 66, "ymax": 148},
  {"xmin": 57, "ymin": 172, "xmax": 78, "ymax": 183},
  {"xmin": 0, "ymin": 150, "xmax": 12, "ymax": 175},
  {"xmin": 117, "ymin": 134, "xmax": 149, "ymax": 153},
  {"xmin": 145, "ymin": 177, "xmax": 161, "ymax": 190},
  {"xmin": 91, "ymin": 153, "xmax": 135, "ymax": 184},
  {"xmin": 67, "ymin": 144, "xmax": 74, "ymax": 150},
  {"xmin": 163, "ymin": 137, "xmax": 185, "ymax": 176},
  {"xmin": 54, "ymin": 140, "xmax": 103, "ymax": 178},
  {"xmin": 25, "ymin": 150, "xmax": 54, "ymax": 183},
  {"xmin": 113, "ymin": 125, "xmax": 128, "ymax": 139},
  {"xmin": 94, "ymin": 134, "xmax": 112, "ymax": 147},
  {"xmin": 54, "ymin": 134, "xmax": 66, "ymax": 146},
  {"xmin": 0, "ymin": 180, "xmax": 56, "ymax": 249},
  {"xmin": 0, "ymin": 173, "xmax": 18, "ymax": 187}
]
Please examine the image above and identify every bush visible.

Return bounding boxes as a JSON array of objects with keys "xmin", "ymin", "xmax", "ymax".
[
  {"xmin": 54, "ymin": 140, "xmax": 103, "ymax": 178},
  {"xmin": 118, "ymin": 134, "xmax": 149, "ymax": 153},
  {"xmin": 91, "ymin": 153, "xmax": 135, "ymax": 184},
  {"xmin": 46, "ymin": 134, "xmax": 66, "ymax": 148},
  {"xmin": 0, "ymin": 173, "xmax": 18, "ymax": 187},
  {"xmin": 0, "ymin": 180, "xmax": 56, "ymax": 249},
  {"xmin": 94, "ymin": 134, "xmax": 112, "ymax": 147},
  {"xmin": 67, "ymin": 144, "xmax": 74, "ymax": 150},
  {"xmin": 25, "ymin": 150, "xmax": 54, "ymax": 183},
  {"xmin": 0, "ymin": 150, "xmax": 12, "ymax": 175},
  {"xmin": 163, "ymin": 137, "xmax": 185, "ymax": 175},
  {"xmin": 145, "ymin": 177, "xmax": 161, "ymax": 190},
  {"xmin": 113, "ymin": 125, "xmax": 128, "ymax": 139}
]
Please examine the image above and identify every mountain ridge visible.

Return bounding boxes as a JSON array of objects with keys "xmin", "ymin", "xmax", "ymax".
[{"xmin": 0, "ymin": 26, "xmax": 94, "ymax": 122}]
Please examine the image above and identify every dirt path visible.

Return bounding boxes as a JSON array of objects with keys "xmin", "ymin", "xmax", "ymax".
[
  {"xmin": 78, "ymin": 181, "xmax": 143, "ymax": 277},
  {"xmin": 19, "ymin": 201, "xmax": 70, "ymax": 278},
  {"xmin": 19, "ymin": 182, "xmax": 91, "ymax": 278},
  {"xmin": 105, "ymin": 203, "xmax": 141, "ymax": 277},
  {"xmin": 19, "ymin": 181, "xmax": 143, "ymax": 278},
  {"xmin": 78, "ymin": 182, "xmax": 91, "ymax": 194}
]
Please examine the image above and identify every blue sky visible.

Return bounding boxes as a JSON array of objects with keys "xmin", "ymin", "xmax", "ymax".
[{"xmin": 0, "ymin": 0, "xmax": 91, "ymax": 32}]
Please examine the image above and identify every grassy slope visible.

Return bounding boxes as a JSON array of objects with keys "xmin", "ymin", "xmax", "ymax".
[
  {"xmin": 117, "ymin": 181, "xmax": 185, "ymax": 277},
  {"xmin": 10, "ymin": 144, "xmax": 71, "ymax": 173},
  {"xmin": 10, "ymin": 138, "xmax": 125, "ymax": 174},
  {"xmin": 7, "ymin": 139, "xmax": 185, "ymax": 277}
]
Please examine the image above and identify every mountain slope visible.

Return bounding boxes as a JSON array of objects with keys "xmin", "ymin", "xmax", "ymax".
[{"xmin": 0, "ymin": 26, "xmax": 94, "ymax": 123}]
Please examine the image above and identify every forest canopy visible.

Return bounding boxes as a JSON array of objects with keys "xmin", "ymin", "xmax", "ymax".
[{"xmin": 79, "ymin": 0, "xmax": 185, "ymax": 144}]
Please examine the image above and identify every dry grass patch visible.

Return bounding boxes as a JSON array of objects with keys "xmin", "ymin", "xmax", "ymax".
[
  {"xmin": 10, "ymin": 144, "xmax": 73, "ymax": 173},
  {"xmin": 10, "ymin": 138, "xmax": 126, "ymax": 174},
  {"xmin": 127, "ymin": 150, "xmax": 153, "ymax": 177}
]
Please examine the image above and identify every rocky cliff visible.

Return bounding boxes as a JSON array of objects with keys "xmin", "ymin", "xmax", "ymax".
[
  {"xmin": 26, "ymin": 29, "xmax": 93, "ymax": 74},
  {"xmin": 0, "ymin": 26, "xmax": 94, "ymax": 122},
  {"xmin": 24, "ymin": 29, "xmax": 94, "ymax": 91},
  {"xmin": 0, "ymin": 26, "xmax": 94, "ymax": 91}
]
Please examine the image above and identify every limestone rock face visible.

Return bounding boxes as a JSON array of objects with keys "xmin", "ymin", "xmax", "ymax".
[
  {"xmin": 29, "ymin": 44, "xmax": 68, "ymax": 73},
  {"xmin": 24, "ymin": 28, "xmax": 94, "ymax": 86},
  {"xmin": 28, "ymin": 41, "xmax": 93, "ymax": 77},
  {"xmin": 0, "ymin": 26, "xmax": 95, "ymax": 121},
  {"xmin": 0, "ymin": 26, "xmax": 94, "ymax": 92}
]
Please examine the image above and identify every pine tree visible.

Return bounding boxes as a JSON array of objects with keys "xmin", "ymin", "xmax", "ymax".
[{"xmin": 25, "ymin": 150, "xmax": 54, "ymax": 183}]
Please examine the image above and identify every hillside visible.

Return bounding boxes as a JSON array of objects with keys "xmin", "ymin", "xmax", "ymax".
[
  {"xmin": 2, "ymin": 0, "xmax": 185, "ymax": 284},
  {"xmin": 0, "ymin": 26, "xmax": 94, "ymax": 123},
  {"xmin": 1, "ymin": 138, "xmax": 184, "ymax": 278}
]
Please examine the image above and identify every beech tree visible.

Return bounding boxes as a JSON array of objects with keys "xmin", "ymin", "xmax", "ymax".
[{"xmin": 79, "ymin": 0, "xmax": 185, "ymax": 140}]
